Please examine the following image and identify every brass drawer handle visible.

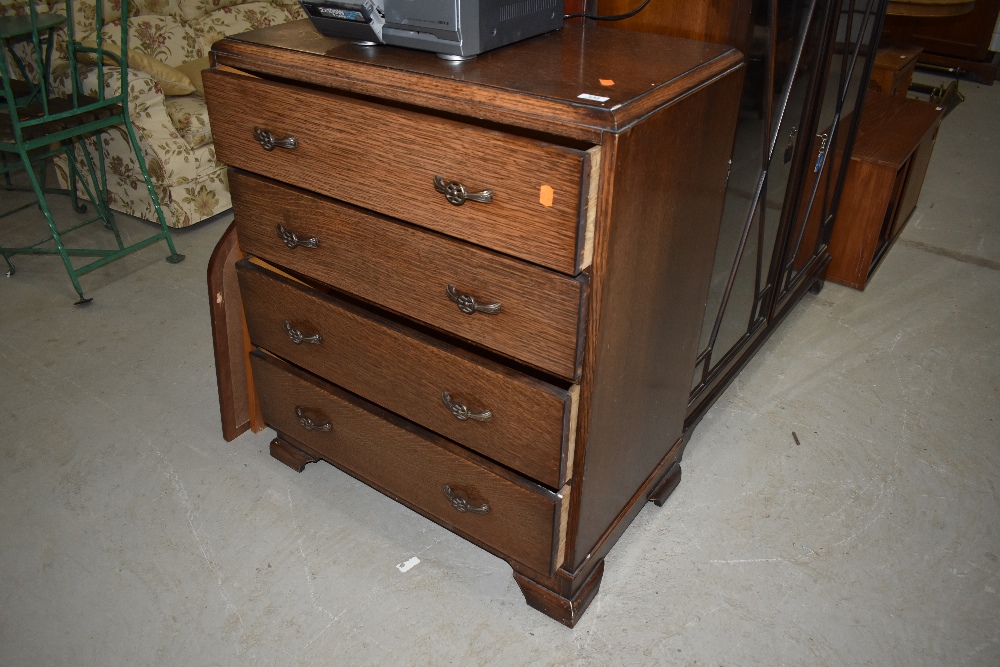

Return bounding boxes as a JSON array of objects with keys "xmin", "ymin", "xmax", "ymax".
[
  {"xmin": 284, "ymin": 320, "xmax": 322, "ymax": 345},
  {"xmin": 295, "ymin": 406, "xmax": 331, "ymax": 432},
  {"xmin": 446, "ymin": 284, "xmax": 501, "ymax": 315},
  {"xmin": 433, "ymin": 175, "xmax": 494, "ymax": 206},
  {"xmin": 441, "ymin": 391, "xmax": 493, "ymax": 422},
  {"xmin": 443, "ymin": 485, "xmax": 489, "ymax": 515},
  {"xmin": 253, "ymin": 126, "xmax": 297, "ymax": 151},
  {"xmin": 277, "ymin": 224, "xmax": 318, "ymax": 250}
]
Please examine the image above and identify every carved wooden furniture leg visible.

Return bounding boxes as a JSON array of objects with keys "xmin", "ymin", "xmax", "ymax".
[
  {"xmin": 512, "ymin": 560, "xmax": 605, "ymax": 628},
  {"xmin": 270, "ymin": 437, "xmax": 319, "ymax": 472}
]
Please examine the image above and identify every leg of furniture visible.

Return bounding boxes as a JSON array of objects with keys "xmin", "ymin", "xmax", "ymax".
[
  {"xmin": 649, "ymin": 461, "xmax": 683, "ymax": 508},
  {"xmin": 512, "ymin": 560, "xmax": 605, "ymax": 629},
  {"xmin": 269, "ymin": 436, "xmax": 320, "ymax": 473}
]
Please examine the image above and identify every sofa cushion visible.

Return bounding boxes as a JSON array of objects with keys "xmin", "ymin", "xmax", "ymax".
[
  {"xmin": 174, "ymin": 54, "xmax": 208, "ymax": 95},
  {"xmin": 64, "ymin": 0, "xmax": 179, "ymax": 37},
  {"xmin": 120, "ymin": 14, "xmax": 204, "ymax": 66},
  {"xmin": 177, "ymin": 0, "xmax": 240, "ymax": 22},
  {"xmin": 131, "ymin": 0, "xmax": 183, "ymax": 18},
  {"xmin": 77, "ymin": 39, "xmax": 195, "ymax": 94},
  {"xmin": 190, "ymin": 1, "xmax": 301, "ymax": 52},
  {"xmin": 163, "ymin": 93, "xmax": 212, "ymax": 148}
]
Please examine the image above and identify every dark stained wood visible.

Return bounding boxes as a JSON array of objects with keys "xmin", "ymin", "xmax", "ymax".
[
  {"xmin": 591, "ymin": 0, "xmax": 754, "ymax": 52},
  {"xmin": 882, "ymin": 0, "xmax": 1000, "ymax": 82},
  {"xmin": 211, "ymin": 22, "xmax": 743, "ymax": 141},
  {"xmin": 513, "ymin": 558, "xmax": 604, "ymax": 628},
  {"xmin": 827, "ymin": 93, "xmax": 944, "ymax": 289},
  {"xmin": 891, "ymin": 121, "xmax": 939, "ymax": 238},
  {"xmin": 237, "ymin": 260, "xmax": 577, "ymax": 489},
  {"xmin": 886, "ymin": 0, "xmax": 975, "ymax": 17},
  {"xmin": 511, "ymin": 435, "xmax": 685, "ymax": 606},
  {"xmin": 869, "ymin": 45, "xmax": 923, "ymax": 97},
  {"xmin": 205, "ymin": 70, "xmax": 598, "ymax": 275},
  {"xmin": 207, "ymin": 221, "xmax": 252, "ymax": 441},
  {"xmin": 888, "ymin": 1, "xmax": 976, "ymax": 16},
  {"xmin": 252, "ymin": 352, "xmax": 564, "ymax": 575},
  {"xmin": 567, "ymin": 67, "xmax": 744, "ymax": 567},
  {"xmin": 269, "ymin": 437, "xmax": 319, "ymax": 472},
  {"xmin": 206, "ymin": 23, "xmax": 745, "ymax": 625},
  {"xmin": 828, "ymin": 161, "xmax": 901, "ymax": 289},
  {"xmin": 849, "ymin": 92, "xmax": 945, "ymax": 168},
  {"xmin": 649, "ymin": 461, "xmax": 683, "ymax": 507},
  {"xmin": 230, "ymin": 170, "xmax": 587, "ymax": 380}
]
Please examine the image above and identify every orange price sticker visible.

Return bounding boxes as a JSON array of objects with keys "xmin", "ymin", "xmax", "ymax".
[
  {"xmin": 539, "ymin": 185, "xmax": 555, "ymax": 207},
  {"xmin": 599, "ymin": 79, "xmax": 615, "ymax": 86}
]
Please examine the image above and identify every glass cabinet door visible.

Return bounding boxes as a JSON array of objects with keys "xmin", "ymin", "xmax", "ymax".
[
  {"xmin": 772, "ymin": 0, "xmax": 885, "ymax": 310},
  {"xmin": 688, "ymin": 0, "xmax": 886, "ymax": 422},
  {"xmin": 689, "ymin": 0, "xmax": 832, "ymax": 406}
]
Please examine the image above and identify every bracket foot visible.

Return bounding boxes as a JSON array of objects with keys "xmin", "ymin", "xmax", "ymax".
[
  {"xmin": 270, "ymin": 437, "xmax": 319, "ymax": 472},
  {"xmin": 513, "ymin": 560, "xmax": 605, "ymax": 628}
]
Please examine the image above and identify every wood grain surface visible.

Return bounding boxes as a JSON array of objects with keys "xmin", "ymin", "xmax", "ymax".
[
  {"xmin": 591, "ymin": 0, "xmax": 754, "ymax": 52},
  {"xmin": 251, "ymin": 351, "xmax": 563, "ymax": 574},
  {"xmin": 826, "ymin": 94, "xmax": 943, "ymax": 289},
  {"xmin": 567, "ymin": 66, "xmax": 744, "ymax": 567},
  {"xmin": 883, "ymin": 0, "xmax": 998, "ymax": 59},
  {"xmin": 826, "ymin": 160, "xmax": 898, "ymax": 289},
  {"xmin": 237, "ymin": 260, "xmax": 577, "ymax": 489},
  {"xmin": 204, "ymin": 20, "xmax": 750, "ymax": 625},
  {"xmin": 849, "ymin": 93, "xmax": 944, "ymax": 168},
  {"xmin": 210, "ymin": 22, "xmax": 742, "ymax": 141},
  {"xmin": 206, "ymin": 70, "xmax": 597, "ymax": 274},
  {"xmin": 207, "ymin": 221, "xmax": 251, "ymax": 441},
  {"xmin": 230, "ymin": 170, "xmax": 587, "ymax": 380},
  {"xmin": 886, "ymin": 0, "xmax": 974, "ymax": 17}
]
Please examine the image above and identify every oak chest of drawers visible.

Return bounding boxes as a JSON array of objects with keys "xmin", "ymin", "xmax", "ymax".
[{"xmin": 206, "ymin": 20, "xmax": 743, "ymax": 627}]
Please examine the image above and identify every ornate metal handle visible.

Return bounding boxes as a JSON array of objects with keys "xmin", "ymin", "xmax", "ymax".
[
  {"xmin": 277, "ymin": 224, "xmax": 318, "ymax": 250},
  {"xmin": 253, "ymin": 126, "xmax": 297, "ymax": 151},
  {"xmin": 284, "ymin": 320, "xmax": 322, "ymax": 345},
  {"xmin": 433, "ymin": 175, "xmax": 494, "ymax": 206},
  {"xmin": 441, "ymin": 391, "xmax": 493, "ymax": 422},
  {"xmin": 295, "ymin": 406, "xmax": 331, "ymax": 432},
  {"xmin": 446, "ymin": 284, "xmax": 501, "ymax": 315},
  {"xmin": 443, "ymin": 485, "xmax": 490, "ymax": 515}
]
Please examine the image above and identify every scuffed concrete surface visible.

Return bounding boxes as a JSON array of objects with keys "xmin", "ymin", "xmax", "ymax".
[{"xmin": 1, "ymin": 81, "xmax": 997, "ymax": 665}]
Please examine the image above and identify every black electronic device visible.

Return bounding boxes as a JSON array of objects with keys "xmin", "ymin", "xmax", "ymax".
[{"xmin": 299, "ymin": 0, "xmax": 565, "ymax": 59}]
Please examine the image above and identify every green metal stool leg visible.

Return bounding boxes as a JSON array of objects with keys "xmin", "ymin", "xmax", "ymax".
[
  {"xmin": 90, "ymin": 131, "xmax": 115, "ymax": 231},
  {"xmin": 65, "ymin": 145, "xmax": 87, "ymax": 214},
  {"xmin": 73, "ymin": 139, "xmax": 121, "ymax": 245},
  {"xmin": 17, "ymin": 147, "xmax": 91, "ymax": 304},
  {"xmin": 123, "ymin": 115, "xmax": 184, "ymax": 264}
]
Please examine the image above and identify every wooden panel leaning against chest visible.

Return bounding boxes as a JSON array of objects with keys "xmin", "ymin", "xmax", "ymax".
[{"xmin": 204, "ymin": 5, "xmax": 749, "ymax": 627}]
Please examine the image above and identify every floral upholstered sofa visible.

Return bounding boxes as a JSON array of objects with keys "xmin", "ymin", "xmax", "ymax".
[{"xmin": 2, "ymin": 0, "xmax": 304, "ymax": 227}]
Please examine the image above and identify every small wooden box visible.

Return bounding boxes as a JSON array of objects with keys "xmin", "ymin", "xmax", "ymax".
[
  {"xmin": 827, "ymin": 92, "xmax": 943, "ymax": 290},
  {"xmin": 869, "ymin": 45, "xmax": 923, "ymax": 97}
]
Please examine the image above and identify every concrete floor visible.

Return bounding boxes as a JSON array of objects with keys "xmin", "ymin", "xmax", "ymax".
[{"xmin": 1, "ymin": 79, "xmax": 998, "ymax": 666}]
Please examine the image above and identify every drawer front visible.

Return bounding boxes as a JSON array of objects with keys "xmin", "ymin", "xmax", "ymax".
[
  {"xmin": 250, "ymin": 352, "xmax": 564, "ymax": 575},
  {"xmin": 231, "ymin": 170, "xmax": 586, "ymax": 380},
  {"xmin": 205, "ymin": 69, "xmax": 599, "ymax": 275},
  {"xmin": 237, "ymin": 260, "xmax": 577, "ymax": 489}
]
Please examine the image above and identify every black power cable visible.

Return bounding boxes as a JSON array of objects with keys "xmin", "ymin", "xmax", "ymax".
[{"xmin": 565, "ymin": 0, "xmax": 653, "ymax": 21}]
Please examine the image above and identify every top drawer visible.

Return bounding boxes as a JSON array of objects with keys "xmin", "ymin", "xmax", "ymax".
[{"xmin": 204, "ymin": 69, "xmax": 600, "ymax": 275}]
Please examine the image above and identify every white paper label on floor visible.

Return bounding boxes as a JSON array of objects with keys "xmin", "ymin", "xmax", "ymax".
[
  {"xmin": 578, "ymin": 93, "xmax": 610, "ymax": 103},
  {"xmin": 396, "ymin": 557, "xmax": 420, "ymax": 573}
]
